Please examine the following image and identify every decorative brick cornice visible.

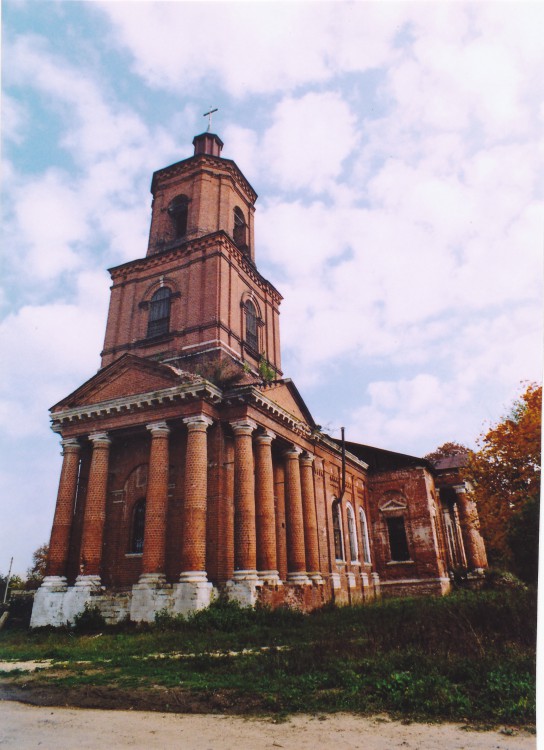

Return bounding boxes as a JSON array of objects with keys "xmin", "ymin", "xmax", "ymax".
[
  {"xmin": 108, "ymin": 232, "xmax": 282, "ymax": 304},
  {"xmin": 151, "ymin": 154, "xmax": 258, "ymax": 204},
  {"xmin": 50, "ymin": 380, "xmax": 222, "ymax": 430},
  {"xmin": 315, "ymin": 432, "xmax": 369, "ymax": 471},
  {"xmin": 224, "ymin": 385, "xmax": 312, "ymax": 437}
]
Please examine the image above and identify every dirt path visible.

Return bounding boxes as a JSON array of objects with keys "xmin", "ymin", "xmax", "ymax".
[{"xmin": 0, "ymin": 701, "xmax": 535, "ymax": 750}]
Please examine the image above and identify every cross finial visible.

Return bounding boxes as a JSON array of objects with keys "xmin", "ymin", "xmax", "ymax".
[{"xmin": 203, "ymin": 106, "xmax": 218, "ymax": 132}]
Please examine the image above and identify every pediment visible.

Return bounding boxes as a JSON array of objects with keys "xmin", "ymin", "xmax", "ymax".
[
  {"xmin": 262, "ymin": 379, "xmax": 316, "ymax": 428},
  {"xmin": 379, "ymin": 498, "xmax": 408, "ymax": 512},
  {"xmin": 51, "ymin": 354, "xmax": 195, "ymax": 411}
]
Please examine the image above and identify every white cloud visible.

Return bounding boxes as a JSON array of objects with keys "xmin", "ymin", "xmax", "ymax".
[{"xmin": 97, "ymin": 2, "xmax": 407, "ymax": 97}]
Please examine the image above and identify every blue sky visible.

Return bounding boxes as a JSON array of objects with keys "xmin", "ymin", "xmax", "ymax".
[{"xmin": 1, "ymin": 0, "xmax": 543, "ymax": 576}]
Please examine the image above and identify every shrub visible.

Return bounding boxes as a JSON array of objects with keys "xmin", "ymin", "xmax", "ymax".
[{"xmin": 73, "ymin": 603, "xmax": 106, "ymax": 633}]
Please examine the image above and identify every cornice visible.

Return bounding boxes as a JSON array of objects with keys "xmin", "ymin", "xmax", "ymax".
[
  {"xmin": 50, "ymin": 379, "xmax": 222, "ymax": 429},
  {"xmin": 316, "ymin": 432, "xmax": 370, "ymax": 471},
  {"xmin": 108, "ymin": 231, "xmax": 283, "ymax": 304},
  {"xmin": 223, "ymin": 385, "xmax": 312, "ymax": 437},
  {"xmin": 151, "ymin": 154, "xmax": 258, "ymax": 204}
]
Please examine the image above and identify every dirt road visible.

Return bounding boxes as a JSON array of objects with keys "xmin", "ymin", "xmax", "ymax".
[{"xmin": 0, "ymin": 701, "xmax": 535, "ymax": 750}]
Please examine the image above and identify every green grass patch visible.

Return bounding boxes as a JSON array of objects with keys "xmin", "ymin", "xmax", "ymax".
[{"xmin": 0, "ymin": 589, "xmax": 535, "ymax": 724}]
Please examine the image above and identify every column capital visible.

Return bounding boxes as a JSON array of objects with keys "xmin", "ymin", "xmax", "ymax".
[
  {"xmin": 453, "ymin": 483, "xmax": 467, "ymax": 495},
  {"xmin": 61, "ymin": 437, "xmax": 81, "ymax": 452},
  {"xmin": 255, "ymin": 428, "xmax": 275, "ymax": 445},
  {"xmin": 147, "ymin": 420, "xmax": 170, "ymax": 436},
  {"xmin": 88, "ymin": 431, "xmax": 111, "ymax": 446},
  {"xmin": 300, "ymin": 451, "xmax": 314, "ymax": 466},
  {"xmin": 230, "ymin": 418, "xmax": 258, "ymax": 436},
  {"xmin": 183, "ymin": 414, "xmax": 213, "ymax": 432},
  {"xmin": 283, "ymin": 445, "xmax": 302, "ymax": 458}
]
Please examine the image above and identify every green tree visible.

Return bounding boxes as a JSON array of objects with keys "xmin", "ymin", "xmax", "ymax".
[
  {"xmin": 25, "ymin": 543, "xmax": 49, "ymax": 590},
  {"xmin": 468, "ymin": 383, "xmax": 541, "ymax": 580}
]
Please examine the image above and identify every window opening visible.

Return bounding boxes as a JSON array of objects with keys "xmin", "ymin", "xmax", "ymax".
[
  {"xmin": 386, "ymin": 516, "xmax": 410, "ymax": 561},
  {"xmin": 168, "ymin": 195, "xmax": 189, "ymax": 238},
  {"xmin": 359, "ymin": 508, "xmax": 371, "ymax": 564},
  {"xmin": 131, "ymin": 498, "xmax": 146, "ymax": 554},
  {"xmin": 233, "ymin": 206, "xmax": 248, "ymax": 250},
  {"xmin": 332, "ymin": 500, "xmax": 344, "ymax": 561},
  {"xmin": 347, "ymin": 504, "xmax": 358, "ymax": 561},
  {"xmin": 147, "ymin": 286, "xmax": 171, "ymax": 338},
  {"xmin": 245, "ymin": 299, "xmax": 258, "ymax": 351}
]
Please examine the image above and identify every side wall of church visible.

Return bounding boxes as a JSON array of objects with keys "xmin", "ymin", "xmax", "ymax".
[{"xmin": 368, "ymin": 468, "xmax": 451, "ymax": 598}]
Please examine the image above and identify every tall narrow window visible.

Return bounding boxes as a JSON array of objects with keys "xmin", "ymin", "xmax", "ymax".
[
  {"xmin": 168, "ymin": 195, "xmax": 189, "ymax": 238},
  {"xmin": 147, "ymin": 287, "xmax": 171, "ymax": 338},
  {"xmin": 386, "ymin": 516, "xmax": 410, "ymax": 561},
  {"xmin": 233, "ymin": 206, "xmax": 248, "ymax": 250},
  {"xmin": 332, "ymin": 500, "xmax": 344, "ymax": 561},
  {"xmin": 347, "ymin": 504, "xmax": 358, "ymax": 562},
  {"xmin": 245, "ymin": 299, "xmax": 258, "ymax": 351},
  {"xmin": 131, "ymin": 498, "xmax": 146, "ymax": 554},
  {"xmin": 359, "ymin": 508, "xmax": 371, "ymax": 564}
]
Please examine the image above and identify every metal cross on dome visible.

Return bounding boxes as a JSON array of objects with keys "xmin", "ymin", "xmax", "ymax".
[{"xmin": 203, "ymin": 107, "xmax": 218, "ymax": 132}]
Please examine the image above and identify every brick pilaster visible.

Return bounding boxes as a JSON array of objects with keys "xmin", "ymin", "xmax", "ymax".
[
  {"xmin": 231, "ymin": 419, "xmax": 257, "ymax": 574},
  {"xmin": 180, "ymin": 415, "xmax": 213, "ymax": 576},
  {"xmin": 141, "ymin": 421, "xmax": 170, "ymax": 576},
  {"xmin": 284, "ymin": 446, "xmax": 309, "ymax": 584},
  {"xmin": 300, "ymin": 452, "xmax": 322, "ymax": 582},
  {"xmin": 254, "ymin": 429, "xmax": 279, "ymax": 583},
  {"xmin": 46, "ymin": 438, "xmax": 81, "ymax": 578},
  {"xmin": 455, "ymin": 487, "xmax": 488, "ymax": 571},
  {"xmin": 79, "ymin": 432, "xmax": 111, "ymax": 577}
]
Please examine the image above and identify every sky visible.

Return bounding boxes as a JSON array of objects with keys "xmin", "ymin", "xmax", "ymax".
[{"xmin": 1, "ymin": 0, "xmax": 543, "ymax": 577}]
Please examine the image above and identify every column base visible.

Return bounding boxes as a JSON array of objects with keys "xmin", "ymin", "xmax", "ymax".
[
  {"xmin": 74, "ymin": 574, "xmax": 102, "ymax": 589},
  {"xmin": 258, "ymin": 570, "xmax": 282, "ymax": 586},
  {"xmin": 286, "ymin": 571, "xmax": 311, "ymax": 585},
  {"xmin": 39, "ymin": 575, "xmax": 68, "ymax": 591},
  {"xmin": 172, "ymin": 572, "xmax": 213, "ymax": 617},
  {"xmin": 346, "ymin": 571, "xmax": 357, "ymax": 588},
  {"xmin": 227, "ymin": 570, "xmax": 262, "ymax": 606},
  {"xmin": 308, "ymin": 572, "xmax": 324, "ymax": 585},
  {"xmin": 130, "ymin": 573, "xmax": 170, "ymax": 623}
]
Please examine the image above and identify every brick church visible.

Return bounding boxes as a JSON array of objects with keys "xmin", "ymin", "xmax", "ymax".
[{"xmin": 31, "ymin": 128, "xmax": 488, "ymax": 627}]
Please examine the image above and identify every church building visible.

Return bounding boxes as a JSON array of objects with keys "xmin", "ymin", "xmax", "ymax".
[{"xmin": 31, "ymin": 128, "xmax": 488, "ymax": 627}]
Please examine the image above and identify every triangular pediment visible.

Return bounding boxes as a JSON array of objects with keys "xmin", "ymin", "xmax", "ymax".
[
  {"xmin": 51, "ymin": 354, "xmax": 197, "ymax": 411},
  {"xmin": 379, "ymin": 497, "xmax": 408, "ymax": 512},
  {"xmin": 261, "ymin": 379, "xmax": 316, "ymax": 428}
]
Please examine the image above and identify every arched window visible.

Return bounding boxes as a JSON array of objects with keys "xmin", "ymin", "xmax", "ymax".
[
  {"xmin": 168, "ymin": 195, "xmax": 189, "ymax": 238},
  {"xmin": 359, "ymin": 508, "xmax": 371, "ymax": 564},
  {"xmin": 147, "ymin": 287, "xmax": 171, "ymax": 338},
  {"xmin": 346, "ymin": 504, "xmax": 358, "ymax": 562},
  {"xmin": 245, "ymin": 299, "xmax": 258, "ymax": 351},
  {"xmin": 233, "ymin": 206, "xmax": 248, "ymax": 250},
  {"xmin": 332, "ymin": 500, "xmax": 344, "ymax": 561},
  {"xmin": 131, "ymin": 498, "xmax": 146, "ymax": 554}
]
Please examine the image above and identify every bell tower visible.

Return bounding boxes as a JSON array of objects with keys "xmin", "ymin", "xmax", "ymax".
[{"xmin": 100, "ymin": 130, "xmax": 283, "ymax": 379}]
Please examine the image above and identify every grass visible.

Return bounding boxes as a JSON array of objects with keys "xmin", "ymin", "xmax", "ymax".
[{"xmin": 0, "ymin": 588, "xmax": 536, "ymax": 724}]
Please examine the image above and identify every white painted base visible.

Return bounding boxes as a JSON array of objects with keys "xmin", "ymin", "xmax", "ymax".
[
  {"xmin": 330, "ymin": 572, "xmax": 341, "ymax": 590},
  {"xmin": 172, "ymin": 571, "xmax": 213, "ymax": 617},
  {"xmin": 30, "ymin": 575, "xmax": 103, "ymax": 628},
  {"xmin": 130, "ymin": 574, "xmax": 171, "ymax": 623},
  {"xmin": 347, "ymin": 571, "xmax": 356, "ymax": 589},
  {"xmin": 226, "ymin": 570, "xmax": 262, "ymax": 606}
]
